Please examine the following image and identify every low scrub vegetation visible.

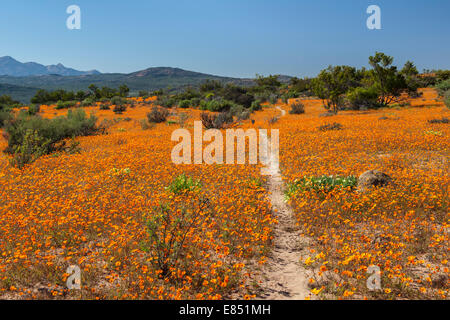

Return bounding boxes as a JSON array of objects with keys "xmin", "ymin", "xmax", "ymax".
[
  {"xmin": 147, "ymin": 107, "xmax": 169, "ymax": 123},
  {"xmin": 319, "ymin": 122, "xmax": 343, "ymax": 131},
  {"xmin": 4, "ymin": 109, "xmax": 99, "ymax": 167},
  {"xmin": 289, "ymin": 102, "xmax": 305, "ymax": 114},
  {"xmin": 285, "ymin": 175, "xmax": 357, "ymax": 199},
  {"xmin": 201, "ymin": 112, "xmax": 234, "ymax": 129}
]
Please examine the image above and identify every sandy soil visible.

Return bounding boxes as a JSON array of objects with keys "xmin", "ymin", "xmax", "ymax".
[{"xmin": 257, "ymin": 106, "xmax": 312, "ymax": 300}]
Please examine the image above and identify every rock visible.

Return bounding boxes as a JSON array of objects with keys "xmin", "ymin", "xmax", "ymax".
[
  {"xmin": 357, "ymin": 170, "xmax": 392, "ymax": 191},
  {"xmin": 431, "ymin": 273, "xmax": 449, "ymax": 289}
]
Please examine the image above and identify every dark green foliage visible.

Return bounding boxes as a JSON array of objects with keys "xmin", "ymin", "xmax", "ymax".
[
  {"xmin": 200, "ymin": 99, "xmax": 237, "ymax": 112},
  {"xmin": 155, "ymin": 95, "xmax": 178, "ymax": 108},
  {"xmin": 111, "ymin": 96, "xmax": 127, "ymax": 114},
  {"xmin": 312, "ymin": 65, "xmax": 359, "ymax": 113},
  {"xmin": 32, "ymin": 89, "xmax": 89, "ymax": 104},
  {"xmin": 0, "ymin": 110, "xmax": 12, "ymax": 127},
  {"xmin": 368, "ymin": 52, "xmax": 408, "ymax": 106},
  {"xmin": 56, "ymin": 100, "xmax": 78, "ymax": 109},
  {"xmin": 27, "ymin": 104, "xmax": 41, "ymax": 115},
  {"xmin": 444, "ymin": 90, "xmax": 450, "ymax": 109},
  {"xmin": 255, "ymin": 74, "xmax": 282, "ymax": 92},
  {"xmin": 0, "ymin": 94, "xmax": 20, "ymax": 106},
  {"xmin": 4, "ymin": 109, "xmax": 99, "ymax": 166},
  {"xmin": 178, "ymin": 100, "xmax": 191, "ymax": 108},
  {"xmin": 436, "ymin": 79, "xmax": 450, "ymax": 96},
  {"xmin": 220, "ymin": 84, "xmax": 254, "ymax": 108},
  {"xmin": 250, "ymin": 100, "xmax": 263, "ymax": 112},
  {"xmin": 346, "ymin": 87, "xmax": 380, "ymax": 110}
]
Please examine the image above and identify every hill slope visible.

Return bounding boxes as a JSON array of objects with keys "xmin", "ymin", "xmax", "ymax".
[{"xmin": 0, "ymin": 67, "xmax": 255, "ymax": 103}]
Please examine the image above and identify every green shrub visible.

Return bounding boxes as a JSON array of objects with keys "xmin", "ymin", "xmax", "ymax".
[
  {"xmin": 113, "ymin": 104, "xmax": 127, "ymax": 114},
  {"xmin": 346, "ymin": 87, "xmax": 380, "ymax": 110},
  {"xmin": 111, "ymin": 96, "xmax": 126, "ymax": 106},
  {"xmin": 178, "ymin": 100, "xmax": 191, "ymax": 108},
  {"xmin": 0, "ymin": 110, "xmax": 12, "ymax": 127},
  {"xmin": 142, "ymin": 198, "xmax": 212, "ymax": 277},
  {"xmin": 289, "ymin": 102, "xmax": 305, "ymax": 114},
  {"xmin": 156, "ymin": 96, "xmax": 177, "ymax": 108},
  {"xmin": 9, "ymin": 129, "xmax": 50, "ymax": 169},
  {"xmin": 56, "ymin": 100, "xmax": 78, "ymax": 110},
  {"xmin": 436, "ymin": 79, "xmax": 450, "ymax": 96},
  {"xmin": 445, "ymin": 90, "xmax": 450, "ymax": 109},
  {"xmin": 81, "ymin": 97, "xmax": 95, "ymax": 107},
  {"xmin": 4, "ymin": 109, "xmax": 99, "ymax": 157},
  {"xmin": 167, "ymin": 174, "xmax": 201, "ymax": 195},
  {"xmin": 147, "ymin": 107, "xmax": 169, "ymax": 123},
  {"xmin": 268, "ymin": 94, "xmax": 278, "ymax": 105},
  {"xmin": 250, "ymin": 100, "xmax": 263, "ymax": 112},
  {"xmin": 27, "ymin": 104, "xmax": 41, "ymax": 116},
  {"xmin": 200, "ymin": 99, "xmax": 237, "ymax": 112},
  {"xmin": 285, "ymin": 175, "xmax": 357, "ymax": 199}
]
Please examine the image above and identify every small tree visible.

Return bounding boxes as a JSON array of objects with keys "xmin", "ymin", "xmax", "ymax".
[
  {"xmin": 312, "ymin": 65, "xmax": 358, "ymax": 113},
  {"xmin": 368, "ymin": 52, "xmax": 408, "ymax": 106}
]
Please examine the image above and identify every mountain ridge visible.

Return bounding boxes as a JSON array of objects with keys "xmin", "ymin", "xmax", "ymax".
[
  {"xmin": 0, "ymin": 56, "xmax": 100, "ymax": 77},
  {"xmin": 0, "ymin": 57, "xmax": 292, "ymax": 103}
]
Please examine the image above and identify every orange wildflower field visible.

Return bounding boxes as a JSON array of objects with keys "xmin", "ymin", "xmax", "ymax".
[{"xmin": 0, "ymin": 89, "xmax": 448, "ymax": 300}]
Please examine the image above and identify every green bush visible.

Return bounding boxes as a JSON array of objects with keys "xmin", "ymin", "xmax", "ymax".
[
  {"xmin": 436, "ymin": 79, "xmax": 450, "ymax": 96},
  {"xmin": 250, "ymin": 100, "xmax": 263, "ymax": 112},
  {"xmin": 0, "ymin": 110, "xmax": 12, "ymax": 127},
  {"xmin": 200, "ymin": 99, "xmax": 237, "ymax": 112},
  {"xmin": 156, "ymin": 96, "xmax": 177, "ymax": 108},
  {"xmin": 142, "ymin": 198, "xmax": 211, "ymax": 277},
  {"xmin": 9, "ymin": 129, "xmax": 50, "ymax": 169},
  {"xmin": 346, "ymin": 87, "xmax": 380, "ymax": 110},
  {"xmin": 27, "ymin": 104, "xmax": 41, "ymax": 116},
  {"xmin": 445, "ymin": 90, "xmax": 450, "ymax": 109},
  {"xmin": 111, "ymin": 96, "xmax": 126, "ymax": 106},
  {"xmin": 81, "ymin": 97, "xmax": 95, "ymax": 107},
  {"xmin": 178, "ymin": 100, "xmax": 191, "ymax": 109},
  {"xmin": 285, "ymin": 175, "xmax": 357, "ymax": 199},
  {"xmin": 4, "ymin": 109, "xmax": 99, "ymax": 157},
  {"xmin": 167, "ymin": 174, "xmax": 201, "ymax": 195},
  {"xmin": 56, "ymin": 100, "xmax": 78, "ymax": 110}
]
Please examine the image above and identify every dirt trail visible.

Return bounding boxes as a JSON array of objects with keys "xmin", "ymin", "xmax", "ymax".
[{"xmin": 257, "ymin": 106, "xmax": 311, "ymax": 300}]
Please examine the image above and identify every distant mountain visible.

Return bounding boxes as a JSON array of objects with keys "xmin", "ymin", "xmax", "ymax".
[
  {"xmin": 0, "ymin": 56, "xmax": 100, "ymax": 77},
  {"xmin": 0, "ymin": 60, "xmax": 291, "ymax": 103},
  {"xmin": 0, "ymin": 67, "xmax": 258, "ymax": 102}
]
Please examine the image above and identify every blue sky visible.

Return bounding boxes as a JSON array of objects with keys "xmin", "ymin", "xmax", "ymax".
[{"xmin": 1, "ymin": 0, "xmax": 449, "ymax": 78}]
